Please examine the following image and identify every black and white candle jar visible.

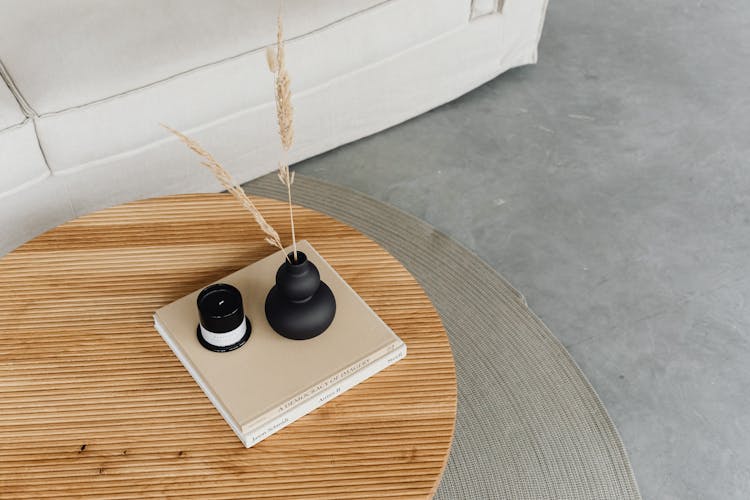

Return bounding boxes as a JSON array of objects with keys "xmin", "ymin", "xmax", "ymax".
[{"xmin": 196, "ymin": 283, "xmax": 251, "ymax": 352}]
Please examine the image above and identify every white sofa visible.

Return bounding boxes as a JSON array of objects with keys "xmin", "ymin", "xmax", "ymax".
[{"xmin": 0, "ymin": 0, "xmax": 547, "ymax": 255}]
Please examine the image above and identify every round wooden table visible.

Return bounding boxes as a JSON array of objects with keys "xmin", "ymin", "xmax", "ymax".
[{"xmin": 0, "ymin": 194, "xmax": 457, "ymax": 499}]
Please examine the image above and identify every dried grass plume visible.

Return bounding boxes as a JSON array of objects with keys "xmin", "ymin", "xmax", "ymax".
[
  {"xmin": 268, "ymin": 8, "xmax": 299, "ymax": 261},
  {"xmin": 161, "ymin": 124, "xmax": 289, "ymax": 262},
  {"xmin": 160, "ymin": 9, "xmax": 301, "ymax": 264},
  {"xmin": 267, "ymin": 13, "xmax": 294, "ymax": 151}
]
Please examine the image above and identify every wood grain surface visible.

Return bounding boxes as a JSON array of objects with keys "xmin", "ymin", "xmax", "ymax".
[{"xmin": 0, "ymin": 194, "xmax": 457, "ymax": 499}]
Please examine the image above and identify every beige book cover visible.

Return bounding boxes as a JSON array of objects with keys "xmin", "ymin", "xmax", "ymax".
[{"xmin": 153, "ymin": 240, "xmax": 405, "ymax": 446}]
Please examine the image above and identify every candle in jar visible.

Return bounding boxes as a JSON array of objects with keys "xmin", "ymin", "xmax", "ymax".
[{"xmin": 196, "ymin": 283, "xmax": 251, "ymax": 352}]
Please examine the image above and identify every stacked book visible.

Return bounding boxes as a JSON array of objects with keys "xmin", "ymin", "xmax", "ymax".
[{"xmin": 153, "ymin": 240, "xmax": 406, "ymax": 447}]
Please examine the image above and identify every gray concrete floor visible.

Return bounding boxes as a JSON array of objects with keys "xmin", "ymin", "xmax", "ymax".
[{"xmin": 294, "ymin": 1, "xmax": 750, "ymax": 499}]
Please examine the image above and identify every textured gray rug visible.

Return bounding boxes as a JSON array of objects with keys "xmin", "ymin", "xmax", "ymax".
[{"xmin": 247, "ymin": 174, "xmax": 641, "ymax": 499}]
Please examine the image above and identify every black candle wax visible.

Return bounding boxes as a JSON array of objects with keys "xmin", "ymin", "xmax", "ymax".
[{"xmin": 197, "ymin": 283, "xmax": 244, "ymax": 333}]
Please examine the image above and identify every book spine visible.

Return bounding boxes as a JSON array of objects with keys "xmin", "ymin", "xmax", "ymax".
[
  {"xmin": 241, "ymin": 339, "xmax": 403, "ymax": 433},
  {"xmin": 244, "ymin": 342, "xmax": 406, "ymax": 447}
]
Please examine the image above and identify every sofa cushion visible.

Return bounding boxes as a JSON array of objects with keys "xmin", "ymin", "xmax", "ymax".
[
  {"xmin": 0, "ymin": 0, "xmax": 469, "ymax": 174},
  {"xmin": 0, "ymin": 0, "xmax": 391, "ymax": 115}
]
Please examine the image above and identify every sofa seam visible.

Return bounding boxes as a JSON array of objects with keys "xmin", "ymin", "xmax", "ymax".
[
  {"xmin": 0, "ymin": 170, "xmax": 50, "ymax": 202},
  {"xmin": 34, "ymin": 0, "xmax": 394, "ymax": 118},
  {"xmin": 0, "ymin": 117, "xmax": 54, "ymax": 177},
  {"xmin": 0, "ymin": 57, "xmax": 37, "ymax": 117},
  {"xmin": 30, "ymin": 117, "xmax": 53, "ymax": 174},
  {"xmin": 0, "ymin": 119, "xmax": 29, "ymax": 134},
  {"xmin": 0, "ymin": 62, "xmax": 52, "ymax": 176}
]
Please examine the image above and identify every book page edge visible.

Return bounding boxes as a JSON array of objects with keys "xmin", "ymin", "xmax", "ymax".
[{"xmin": 242, "ymin": 341, "xmax": 407, "ymax": 448}]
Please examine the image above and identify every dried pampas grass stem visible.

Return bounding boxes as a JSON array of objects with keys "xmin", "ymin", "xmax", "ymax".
[
  {"xmin": 161, "ymin": 124, "xmax": 290, "ymax": 263},
  {"xmin": 267, "ymin": 7, "xmax": 299, "ymax": 262},
  {"xmin": 162, "ymin": 10, "xmax": 303, "ymax": 265},
  {"xmin": 277, "ymin": 163, "xmax": 297, "ymax": 261}
]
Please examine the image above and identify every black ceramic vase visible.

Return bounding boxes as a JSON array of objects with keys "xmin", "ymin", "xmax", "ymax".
[{"xmin": 265, "ymin": 251, "xmax": 336, "ymax": 340}]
